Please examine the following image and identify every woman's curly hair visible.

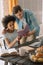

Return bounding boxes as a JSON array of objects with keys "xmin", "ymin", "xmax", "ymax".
[{"xmin": 2, "ymin": 15, "xmax": 16, "ymax": 29}]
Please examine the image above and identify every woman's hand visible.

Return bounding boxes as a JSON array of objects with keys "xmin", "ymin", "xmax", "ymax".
[
  {"xmin": 2, "ymin": 29, "xmax": 7, "ymax": 34},
  {"xmin": 16, "ymin": 36, "xmax": 18, "ymax": 42},
  {"xmin": 2, "ymin": 28, "xmax": 8, "ymax": 34},
  {"xmin": 15, "ymin": 36, "xmax": 21, "ymax": 42}
]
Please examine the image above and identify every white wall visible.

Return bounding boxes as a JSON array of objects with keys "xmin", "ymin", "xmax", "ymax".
[
  {"xmin": 18, "ymin": 0, "xmax": 42, "ymax": 24},
  {"xmin": 42, "ymin": 0, "xmax": 43, "ymax": 24},
  {"xmin": 0, "ymin": 0, "xmax": 4, "ymax": 35}
]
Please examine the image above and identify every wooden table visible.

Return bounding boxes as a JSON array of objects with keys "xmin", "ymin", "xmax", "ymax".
[
  {"xmin": 0, "ymin": 55, "xmax": 43, "ymax": 65},
  {"xmin": 0, "ymin": 39, "xmax": 43, "ymax": 65}
]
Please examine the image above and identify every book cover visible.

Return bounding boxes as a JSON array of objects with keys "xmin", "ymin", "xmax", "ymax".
[{"xmin": 18, "ymin": 24, "xmax": 29, "ymax": 36}]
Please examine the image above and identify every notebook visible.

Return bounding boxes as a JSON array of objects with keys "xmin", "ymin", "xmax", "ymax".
[{"xmin": 0, "ymin": 48, "xmax": 17, "ymax": 57}]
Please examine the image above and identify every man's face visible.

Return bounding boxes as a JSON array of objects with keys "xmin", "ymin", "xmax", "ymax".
[{"xmin": 15, "ymin": 11, "xmax": 23, "ymax": 20}]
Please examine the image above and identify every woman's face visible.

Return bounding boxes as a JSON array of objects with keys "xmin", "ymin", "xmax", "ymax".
[{"xmin": 7, "ymin": 21, "xmax": 14, "ymax": 31}]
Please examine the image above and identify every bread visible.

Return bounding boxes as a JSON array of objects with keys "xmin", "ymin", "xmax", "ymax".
[
  {"xmin": 36, "ymin": 46, "xmax": 43, "ymax": 53},
  {"xmin": 30, "ymin": 54, "xmax": 43, "ymax": 62},
  {"xmin": 30, "ymin": 55, "xmax": 38, "ymax": 62},
  {"xmin": 38, "ymin": 58, "xmax": 43, "ymax": 62},
  {"xmin": 29, "ymin": 46, "xmax": 43, "ymax": 62},
  {"xmin": 36, "ymin": 53, "xmax": 43, "ymax": 58},
  {"xmin": 36, "ymin": 48, "xmax": 41, "ymax": 52}
]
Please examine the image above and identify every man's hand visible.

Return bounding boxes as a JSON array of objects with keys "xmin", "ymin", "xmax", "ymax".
[{"xmin": 27, "ymin": 30, "xmax": 35, "ymax": 36}]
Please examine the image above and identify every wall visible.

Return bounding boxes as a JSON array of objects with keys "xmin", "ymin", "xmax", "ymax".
[
  {"xmin": 2, "ymin": 0, "xmax": 42, "ymax": 24},
  {"xmin": 0, "ymin": 0, "xmax": 4, "ymax": 35},
  {"xmin": 0, "ymin": 0, "xmax": 9, "ymax": 35},
  {"xmin": 42, "ymin": 0, "xmax": 43, "ymax": 24},
  {"xmin": 3, "ymin": 0, "xmax": 9, "ymax": 15},
  {"xmin": 18, "ymin": 0, "xmax": 42, "ymax": 24}
]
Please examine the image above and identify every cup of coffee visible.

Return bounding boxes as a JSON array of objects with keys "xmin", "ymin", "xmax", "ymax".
[{"xmin": 19, "ymin": 48, "xmax": 25, "ymax": 56}]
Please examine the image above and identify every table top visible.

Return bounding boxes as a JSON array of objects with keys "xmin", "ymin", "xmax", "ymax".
[
  {"xmin": 0, "ymin": 55, "xmax": 43, "ymax": 65},
  {"xmin": 0, "ymin": 39, "xmax": 43, "ymax": 65}
]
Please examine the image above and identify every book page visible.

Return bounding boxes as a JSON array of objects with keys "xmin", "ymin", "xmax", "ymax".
[
  {"xmin": 8, "ymin": 48, "xmax": 17, "ymax": 54},
  {"xmin": 0, "ymin": 49, "xmax": 9, "ymax": 56},
  {"xmin": 0, "ymin": 48, "xmax": 17, "ymax": 56}
]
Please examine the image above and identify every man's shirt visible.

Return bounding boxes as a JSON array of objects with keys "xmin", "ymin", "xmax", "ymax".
[{"xmin": 15, "ymin": 9, "xmax": 40, "ymax": 37}]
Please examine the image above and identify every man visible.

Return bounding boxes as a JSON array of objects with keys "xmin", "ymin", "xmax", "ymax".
[{"xmin": 12, "ymin": 5, "xmax": 40, "ymax": 44}]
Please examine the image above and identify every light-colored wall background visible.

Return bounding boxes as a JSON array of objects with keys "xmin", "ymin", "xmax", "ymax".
[
  {"xmin": 0, "ymin": 0, "xmax": 4, "ymax": 35},
  {"xmin": 3, "ymin": 0, "xmax": 9, "ymax": 15},
  {"xmin": 18, "ymin": 0, "xmax": 42, "ymax": 24},
  {"xmin": 0, "ymin": 0, "xmax": 9, "ymax": 35},
  {"xmin": 0, "ymin": 0, "xmax": 42, "ymax": 35},
  {"xmin": 42, "ymin": 0, "xmax": 43, "ymax": 24},
  {"xmin": 0, "ymin": 0, "xmax": 42, "ymax": 24}
]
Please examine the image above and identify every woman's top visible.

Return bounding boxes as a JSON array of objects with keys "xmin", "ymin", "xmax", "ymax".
[{"xmin": 3, "ymin": 30, "xmax": 18, "ymax": 49}]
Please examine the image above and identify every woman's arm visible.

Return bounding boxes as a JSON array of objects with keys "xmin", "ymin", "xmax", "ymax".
[{"xmin": 5, "ymin": 37, "xmax": 18, "ymax": 48}]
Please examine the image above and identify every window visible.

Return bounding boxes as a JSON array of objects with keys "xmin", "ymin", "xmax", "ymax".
[{"xmin": 9, "ymin": 0, "xmax": 18, "ymax": 14}]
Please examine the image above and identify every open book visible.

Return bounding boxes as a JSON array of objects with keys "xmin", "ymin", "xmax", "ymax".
[
  {"xmin": 17, "ymin": 24, "xmax": 29, "ymax": 36},
  {"xmin": 0, "ymin": 48, "xmax": 17, "ymax": 57}
]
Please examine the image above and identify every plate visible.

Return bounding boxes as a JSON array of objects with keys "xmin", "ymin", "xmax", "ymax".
[{"xmin": 28, "ymin": 50, "xmax": 43, "ymax": 63}]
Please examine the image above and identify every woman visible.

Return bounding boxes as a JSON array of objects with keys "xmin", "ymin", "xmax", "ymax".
[
  {"xmin": 2, "ymin": 15, "xmax": 34, "ymax": 65},
  {"xmin": 2, "ymin": 15, "xmax": 19, "ymax": 49},
  {"xmin": 2, "ymin": 15, "xmax": 20, "ymax": 65}
]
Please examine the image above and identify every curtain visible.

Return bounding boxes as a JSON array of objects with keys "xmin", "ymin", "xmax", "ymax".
[{"xmin": 9, "ymin": 0, "xmax": 18, "ymax": 14}]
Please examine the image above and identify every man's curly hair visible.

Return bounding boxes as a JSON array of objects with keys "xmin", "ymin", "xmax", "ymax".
[{"xmin": 2, "ymin": 15, "xmax": 16, "ymax": 29}]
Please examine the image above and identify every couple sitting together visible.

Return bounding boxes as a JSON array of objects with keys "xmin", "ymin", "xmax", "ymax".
[{"xmin": 2, "ymin": 5, "xmax": 40, "ymax": 49}]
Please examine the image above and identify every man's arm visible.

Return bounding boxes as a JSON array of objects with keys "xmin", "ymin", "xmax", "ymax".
[
  {"xmin": 28, "ymin": 12, "xmax": 40, "ymax": 36},
  {"xmin": 23, "ymin": 9, "xmax": 40, "ymax": 36}
]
